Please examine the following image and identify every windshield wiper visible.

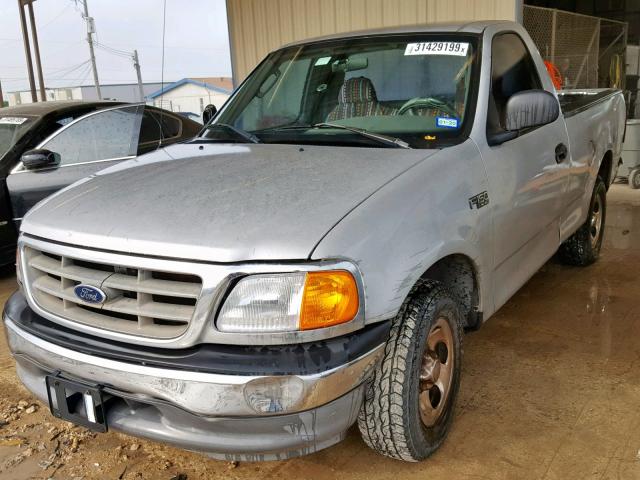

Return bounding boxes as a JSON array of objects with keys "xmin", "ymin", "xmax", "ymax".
[
  {"xmin": 204, "ymin": 123, "xmax": 261, "ymax": 144},
  {"xmin": 312, "ymin": 123, "xmax": 411, "ymax": 149},
  {"xmin": 258, "ymin": 122, "xmax": 411, "ymax": 149}
]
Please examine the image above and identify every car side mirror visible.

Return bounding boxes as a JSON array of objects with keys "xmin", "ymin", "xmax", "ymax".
[
  {"xmin": 504, "ymin": 89, "xmax": 560, "ymax": 131},
  {"xmin": 21, "ymin": 149, "xmax": 61, "ymax": 170},
  {"xmin": 202, "ymin": 104, "xmax": 217, "ymax": 124}
]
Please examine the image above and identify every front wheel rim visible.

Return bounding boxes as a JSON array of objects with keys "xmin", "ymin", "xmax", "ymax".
[
  {"xmin": 589, "ymin": 194, "xmax": 604, "ymax": 249},
  {"xmin": 419, "ymin": 317, "xmax": 455, "ymax": 427}
]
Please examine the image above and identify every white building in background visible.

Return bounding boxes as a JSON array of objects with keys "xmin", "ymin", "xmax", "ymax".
[
  {"xmin": 147, "ymin": 78, "xmax": 232, "ymax": 115},
  {"xmin": 7, "ymin": 82, "xmax": 165, "ymax": 107}
]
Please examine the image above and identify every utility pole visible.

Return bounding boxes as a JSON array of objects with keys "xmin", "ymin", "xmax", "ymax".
[
  {"xmin": 132, "ymin": 50, "xmax": 144, "ymax": 102},
  {"xmin": 0, "ymin": 80, "xmax": 4, "ymax": 107},
  {"xmin": 81, "ymin": 0, "xmax": 101, "ymax": 99},
  {"xmin": 26, "ymin": 0, "xmax": 46, "ymax": 101},
  {"xmin": 17, "ymin": 0, "xmax": 37, "ymax": 102}
]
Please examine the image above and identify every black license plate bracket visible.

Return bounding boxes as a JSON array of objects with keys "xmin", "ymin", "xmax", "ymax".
[{"xmin": 45, "ymin": 374, "xmax": 108, "ymax": 432}]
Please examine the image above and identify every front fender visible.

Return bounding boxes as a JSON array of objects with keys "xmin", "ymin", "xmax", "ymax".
[{"xmin": 311, "ymin": 140, "xmax": 495, "ymax": 324}]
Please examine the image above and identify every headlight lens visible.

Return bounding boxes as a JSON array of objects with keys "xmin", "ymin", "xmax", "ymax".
[
  {"xmin": 16, "ymin": 247, "xmax": 23, "ymax": 289},
  {"xmin": 217, "ymin": 270, "xmax": 359, "ymax": 333}
]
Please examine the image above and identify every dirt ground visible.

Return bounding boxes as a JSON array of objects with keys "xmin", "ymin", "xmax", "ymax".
[{"xmin": 0, "ymin": 184, "xmax": 639, "ymax": 480}]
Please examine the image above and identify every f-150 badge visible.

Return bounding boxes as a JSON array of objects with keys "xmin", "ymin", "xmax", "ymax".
[{"xmin": 469, "ymin": 191, "xmax": 489, "ymax": 210}]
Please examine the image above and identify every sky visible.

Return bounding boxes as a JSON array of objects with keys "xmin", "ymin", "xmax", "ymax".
[{"xmin": 0, "ymin": 0, "xmax": 232, "ymax": 93}]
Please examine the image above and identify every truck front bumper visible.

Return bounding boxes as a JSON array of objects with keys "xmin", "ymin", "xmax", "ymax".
[{"xmin": 3, "ymin": 293, "xmax": 386, "ymax": 460}]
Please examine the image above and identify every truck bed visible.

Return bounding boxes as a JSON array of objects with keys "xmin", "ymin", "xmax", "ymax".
[
  {"xmin": 560, "ymin": 87, "xmax": 626, "ymax": 192},
  {"xmin": 558, "ymin": 89, "xmax": 620, "ymax": 118}
]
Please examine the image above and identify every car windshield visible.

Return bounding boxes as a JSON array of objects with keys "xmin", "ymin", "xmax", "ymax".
[
  {"xmin": 209, "ymin": 34, "xmax": 479, "ymax": 148},
  {"xmin": 0, "ymin": 116, "xmax": 34, "ymax": 159}
]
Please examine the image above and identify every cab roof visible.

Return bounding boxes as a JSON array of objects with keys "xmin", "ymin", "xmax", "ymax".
[{"xmin": 282, "ymin": 20, "xmax": 513, "ymax": 48}]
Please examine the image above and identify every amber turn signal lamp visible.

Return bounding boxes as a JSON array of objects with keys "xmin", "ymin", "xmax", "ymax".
[{"xmin": 299, "ymin": 270, "xmax": 359, "ymax": 330}]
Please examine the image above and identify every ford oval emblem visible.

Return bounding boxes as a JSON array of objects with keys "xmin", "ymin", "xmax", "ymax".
[{"xmin": 74, "ymin": 284, "xmax": 107, "ymax": 304}]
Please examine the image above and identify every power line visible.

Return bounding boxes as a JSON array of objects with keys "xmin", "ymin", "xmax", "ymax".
[
  {"xmin": 94, "ymin": 41, "xmax": 132, "ymax": 58},
  {"xmin": 71, "ymin": 1, "xmax": 145, "ymax": 99},
  {"xmin": 70, "ymin": 0, "xmax": 83, "ymax": 14},
  {"xmin": 76, "ymin": 61, "xmax": 93, "ymax": 86},
  {"xmin": 74, "ymin": 0, "xmax": 101, "ymax": 98},
  {"xmin": 38, "ymin": 2, "xmax": 74, "ymax": 31},
  {"xmin": 92, "ymin": 41, "xmax": 144, "ymax": 100},
  {"xmin": 2, "ymin": 75, "xmax": 144, "ymax": 85},
  {"xmin": 0, "ymin": 60, "xmax": 89, "ymax": 74},
  {"xmin": 46, "ymin": 59, "xmax": 91, "ymax": 77},
  {"xmin": 0, "ymin": 1, "xmax": 73, "ymax": 50}
]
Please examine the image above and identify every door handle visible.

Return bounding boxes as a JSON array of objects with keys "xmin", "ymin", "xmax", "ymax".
[{"xmin": 555, "ymin": 143, "xmax": 568, "ymax": 163}]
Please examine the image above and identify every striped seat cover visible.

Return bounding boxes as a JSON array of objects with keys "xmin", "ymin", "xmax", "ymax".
[{"xmin": 327, "ymin": 77, "xmax": 395, "ymax": 121}]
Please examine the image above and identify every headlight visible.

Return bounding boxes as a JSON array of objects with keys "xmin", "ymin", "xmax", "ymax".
[
  {"xmin": 217, "ymin": 270, "xmax": 359, "ymax": 333},
  {"xmin": 16, "ymin": 247, "xmax": 23, "ymax": 289}
]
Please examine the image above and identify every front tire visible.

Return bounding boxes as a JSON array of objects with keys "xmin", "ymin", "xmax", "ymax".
[
  {"xmin": 629, "ymin": 168, "xmax": 640, "ymax": 190},
  {"xmin": 559, "ymin": 176, "xmax": 607, "ymax": 266},
  {"xmin": 358, "ymin": 280, "xmax": 463, "ymax": 461}
]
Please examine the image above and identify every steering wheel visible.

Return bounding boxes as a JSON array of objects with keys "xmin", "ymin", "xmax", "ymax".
[{"xmin": 397, "ymin": 97, "xmax": 459, "ymax": 118}]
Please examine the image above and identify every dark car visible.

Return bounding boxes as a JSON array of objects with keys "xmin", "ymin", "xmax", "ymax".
[
  {"xmin": 0, "ymin": 101, "xmax": 202, "ymax": 266},
  {"xmin": 0, "ymin": 101, "xmax": 125, "ymax": 264},
  {"xmin": 177, "ymin": 111, "xmax": 203, "ymax": 124}
]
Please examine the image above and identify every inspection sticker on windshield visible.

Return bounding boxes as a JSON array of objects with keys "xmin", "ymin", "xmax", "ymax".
[
  {"xmin": 405, "ymin": 42, "xmax": 469, "ymax": 56},
  {"xmin": 0, "ymin": 117, "xmax": 28, "ymax": 125},
  {"xmin": 436, "ymin": 117, "xmax": 459, "ymax": 129}
]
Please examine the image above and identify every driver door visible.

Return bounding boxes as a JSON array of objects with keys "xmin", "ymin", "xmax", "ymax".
[{"xmin": 481, "ymin": 32, "xmax": 571, "ymax": 309}]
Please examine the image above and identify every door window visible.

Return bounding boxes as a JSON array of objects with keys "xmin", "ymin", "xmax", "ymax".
[
  {"xmin": 138, "ymin": 109, "xmax": 163, "ymax": 155},
  {"xmin": 488, "ymin": 33, "xmax": 542, "ymax": 135},
  {"xmin": 0, "ymin": 116, "xmax": 33, "ymax": 159},
  {"xmin": 150, "ymin": 110, "xmax": 182, "ymax": 140},
  {"xmin": 41, "ymin": 105, "xmax": 142, "ymax": 166}
]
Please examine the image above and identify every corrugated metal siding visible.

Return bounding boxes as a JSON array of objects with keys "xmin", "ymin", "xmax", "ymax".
[{"xmin": 226, "ymin": 0, "xmax": 518, "ymax": 82}]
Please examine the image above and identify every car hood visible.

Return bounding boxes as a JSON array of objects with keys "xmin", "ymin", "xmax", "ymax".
[{"xmin": 21, "ymin": 143, "xmax": 437, "ymax": 262}]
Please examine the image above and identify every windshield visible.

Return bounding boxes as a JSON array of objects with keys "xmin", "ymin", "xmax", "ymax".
[
  {"xmin": 0, "ymin": 116, "xmax": 34, "ymax": 159},
  {"xmin": 210, "ymin": 34, "xmax": 479, "ymax": 148}
]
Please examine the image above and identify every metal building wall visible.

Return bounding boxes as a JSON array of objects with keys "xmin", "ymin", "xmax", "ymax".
[{"xmin": 226, "ymin": 0, "xmax": 520, "ymax": 83}]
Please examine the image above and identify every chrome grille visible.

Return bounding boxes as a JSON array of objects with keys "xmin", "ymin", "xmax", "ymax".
[{"xmin": 24, "ymin": 246, "xmax": 202, "ymax": 339}]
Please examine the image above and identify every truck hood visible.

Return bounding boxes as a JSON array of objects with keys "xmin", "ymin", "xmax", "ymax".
[{"xmin": 21, "ymin": 143, "xmax": 436, "ymax": 262}]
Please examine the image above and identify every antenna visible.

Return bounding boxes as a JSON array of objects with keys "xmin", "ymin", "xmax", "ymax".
[
  {"xmin": 160, "ymin": 0, "xmax": 167, "ymax": 108},
  {"xmin": 159, "ymin": 0, "xmax": 167, "ymax": 145}
]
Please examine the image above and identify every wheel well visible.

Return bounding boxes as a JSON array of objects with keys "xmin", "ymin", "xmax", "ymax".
[
  {"xmin": 419, "ymin": 254, "xmax": 480, "ymax": 329},
  {"xmin": 599, "ymin": 151, "xmax": 613, "ymax": 189}
]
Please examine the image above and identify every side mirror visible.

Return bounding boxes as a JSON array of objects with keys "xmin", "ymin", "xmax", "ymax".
[
  {"xmin": 504, "ymin": 89, "xmax": 560, "ymax": 131},
  {"xmin": 21, "ymin": 149, "xmax": 61, "ymax": 170},
  {"xmin": 202, "ymin": 104, "xmax": 218, "ymax": 124}
]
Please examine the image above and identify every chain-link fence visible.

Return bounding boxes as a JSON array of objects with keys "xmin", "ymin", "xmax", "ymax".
[
  {"xmin": 628, "ymin": 46, "xmax": 640, "ymax": 118},
  {"xmin": 523, "ymin": 5, "xmax": 627, "ymax": 91},
  {"xmin": 600, "ymin": 18, "xmax": 628, "ymax": 90}
]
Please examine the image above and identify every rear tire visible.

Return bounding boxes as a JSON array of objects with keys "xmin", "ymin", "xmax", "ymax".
[
  {"xmin": 357, "ymin": 280, "xmax": 463, "ymax": 461},
  {"xmin": 629, "ymin": 168, "xmax": 640, "ymax": 190},
  {"xmin": 559, "ymin": 176, "xmax": 606, "ymax": 266}
]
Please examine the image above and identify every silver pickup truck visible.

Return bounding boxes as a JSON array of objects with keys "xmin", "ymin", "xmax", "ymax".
[{"xmin": 4, "ymin": 21, "xmax": 625, "ymax": 462}]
